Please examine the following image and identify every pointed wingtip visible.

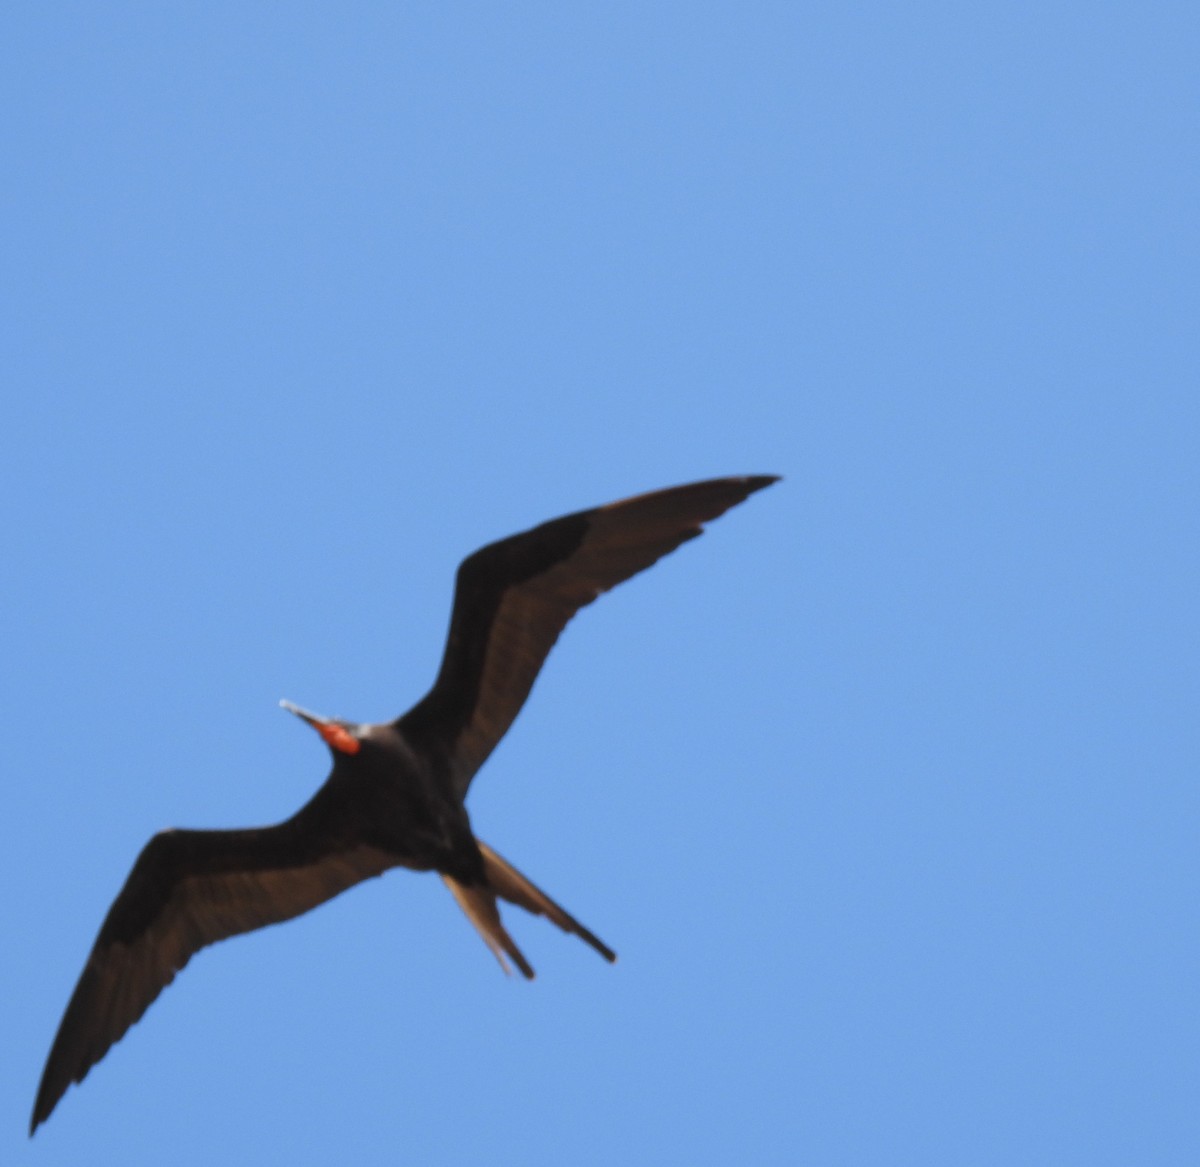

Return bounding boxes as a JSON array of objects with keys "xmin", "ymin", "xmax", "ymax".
[
  {"xmin": 30, "ymin": 1077, "xmax": 54, "ymax": 1137},
  {"xmin": 744, "ymin": 473, "xmax": 781, "ymax": 492}
]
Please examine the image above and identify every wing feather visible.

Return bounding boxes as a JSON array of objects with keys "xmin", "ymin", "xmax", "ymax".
[
  {"xmin": 31, "ymin": 826, "xmax": 394, "ymax": 1134},
  {"xmin": 398, "ymin": 475, "xmax": 777, "ymax": 794}
]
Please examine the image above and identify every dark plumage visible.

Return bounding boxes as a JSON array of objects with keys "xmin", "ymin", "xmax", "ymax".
[{"xmin": 31, "ymin": 474, "xmax": 777, "ymax": 1133}]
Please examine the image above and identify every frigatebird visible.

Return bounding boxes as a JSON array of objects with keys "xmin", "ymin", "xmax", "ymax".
[{"xmin": 31, "ymin": 474, "xmax": 777, "ymax": 1133}]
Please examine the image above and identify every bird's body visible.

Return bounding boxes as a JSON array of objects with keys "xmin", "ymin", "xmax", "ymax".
[{"xmin": 31, "ymin": 474, "xmax": 777, "ymax": 1134}]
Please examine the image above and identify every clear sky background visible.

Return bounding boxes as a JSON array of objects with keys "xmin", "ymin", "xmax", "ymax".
[{"xmin": 3, "ymin": 5, "xmax": 1197, "ymax": 1164}]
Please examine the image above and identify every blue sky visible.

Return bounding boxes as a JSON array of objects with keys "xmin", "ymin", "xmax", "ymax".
[{"xmin": 3, "ymin": 5, "xmax": 1197, "ymax": 1164}]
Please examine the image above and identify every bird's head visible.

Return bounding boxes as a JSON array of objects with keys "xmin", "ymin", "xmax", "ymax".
[{"xmin": 279, "ymin": 699, "xmax": 362, "ymax": 755}]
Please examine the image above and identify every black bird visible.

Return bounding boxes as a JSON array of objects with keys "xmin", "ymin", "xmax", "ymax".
[{"xmin": 31, "ymin": 475, "xmax": 777, "ymax": 1133}]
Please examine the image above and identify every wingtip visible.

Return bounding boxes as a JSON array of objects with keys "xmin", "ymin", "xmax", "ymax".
[
  {"xmin": 30, "ymin": 1081, "xmax": 54, "ymax": 1137},
  {"xmin": 743, "ymin": 473, "xmax": 781, "ymax": 491}
]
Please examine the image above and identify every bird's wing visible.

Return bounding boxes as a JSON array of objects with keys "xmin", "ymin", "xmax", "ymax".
[
  {"xmin": 31, "ymin": 820, "xmax": 394, "ymax": 1134},
  {"xmin": 397, "ymin": 475, "xmax": 777, "ymax": 797}
]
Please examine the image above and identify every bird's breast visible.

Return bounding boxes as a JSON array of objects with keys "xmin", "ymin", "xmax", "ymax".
[{"xmin": 335, "ymin": 729, "xmax": 475, "ymax": 873}]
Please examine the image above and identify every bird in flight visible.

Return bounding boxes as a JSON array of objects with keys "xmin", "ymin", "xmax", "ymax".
[{"xmin": 31, "ymin": 474, "xmax": 777, "ymax": 1133}]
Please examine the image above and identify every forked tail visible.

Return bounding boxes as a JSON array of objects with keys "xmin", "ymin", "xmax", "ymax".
[{"xmin": 442, "ymin": 842, "xmax": 617, "ymax": 978}]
